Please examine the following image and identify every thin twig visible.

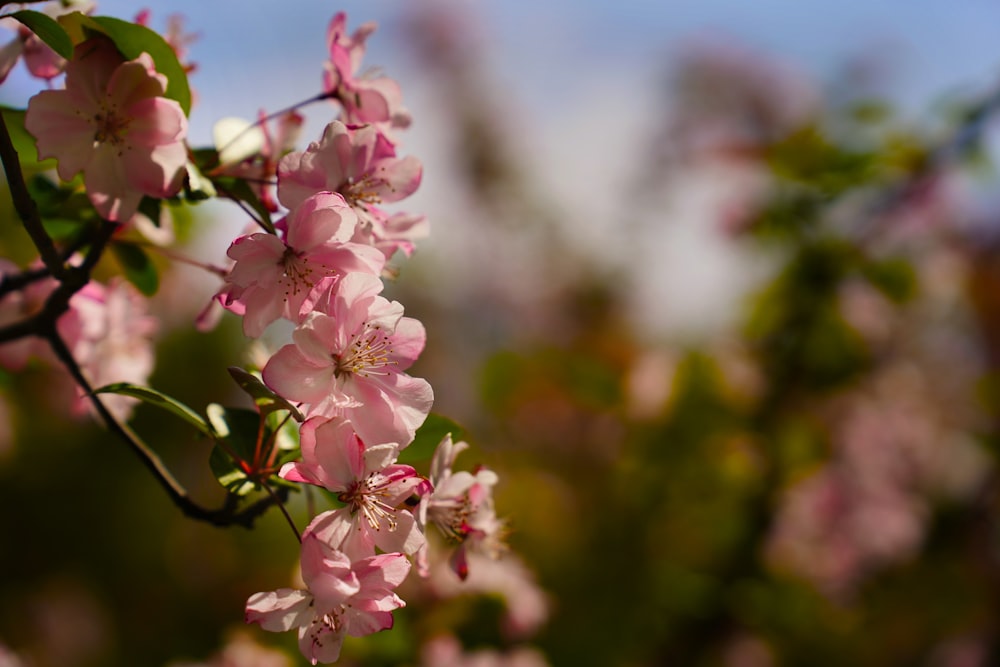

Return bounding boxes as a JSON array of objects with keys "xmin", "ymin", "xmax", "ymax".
[
  {"xmin": 0, "ymin": 112, "xmax": 65, "ymax": 278},
  {"xmin": 261, "ymin": 480, "xmax": 301, "ymax": 542},
  {"xmin": 215, "ymin": 90, "xmax": 336, "ymax": 157}
]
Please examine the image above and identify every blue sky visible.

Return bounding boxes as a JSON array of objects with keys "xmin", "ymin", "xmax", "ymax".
[
  {"xmin": 14, "ymin": 0, "xmax": 993, "ymax": 141},
  {"xmin": 4, "ymin": 0, "xmax": 1000, "ymax": 335}
]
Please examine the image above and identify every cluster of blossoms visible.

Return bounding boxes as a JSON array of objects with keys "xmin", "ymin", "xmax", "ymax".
[
  {"xmin": 227, "ymin": 17, "xmax": 510, "ymax": 662},
  {"xmin": 0, "ymin": 5, "xmax": 518, "ymax": 665}
]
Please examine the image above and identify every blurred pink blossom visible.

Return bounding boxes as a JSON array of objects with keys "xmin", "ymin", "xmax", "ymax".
[{"xmin": 26, "ymin": 37, "xmax": 188, "ymax": 221}]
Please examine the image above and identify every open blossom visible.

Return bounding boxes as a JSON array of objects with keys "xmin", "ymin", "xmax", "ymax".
[
  {"xmin": 60, "ymin": 278, "xmax": 158, "ymax": 421},
  {"xmin": 278, "ymin": 120, "xmax": 424, "ymax": 258},
  {"xmin": 324, "ymin": 12, "xmax": 410, "ymax": 132},
  {"xmin": 25, "ymin": 37, "xmax": 188, "ymax": 222},
  {"xmin": 245, "ymin": 524, "xmax": 410, "ymax": 665},
  {"xmin": 262, "ymin": 272, "xmax": 433, "ymax": 446},
  {"xmin": 0, "ymin": 259, "xmax": 55, "ymax": 370},
  {"xmin": 419, "ymin": 435, "xmax": 504, "ymax": 579},
  {"xmin": 281, "ymin": 417, "xmax": 429, "ymax": 559},
  {"xmin": 220, "ymin": 192, "xmax": 385, "ymax": 337}
]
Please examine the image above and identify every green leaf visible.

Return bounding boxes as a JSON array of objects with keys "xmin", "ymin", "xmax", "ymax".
[
  {"xmin": 110, "ymin": 242, "xmax": 159, "ymax": 296},
  {"xmin": 206, "ymin": 404, "xmax": 272, "ymax": 496},
  {"xmin": 93, "ymin": 382, "xmax": 213, "ymax": 437},
  {"xmin": 10, "ymin": 10, "xmax": 73, "ymax": 59},
  {"xmin": 209, "ymin": 447, "xmax": 257, "ymax": 496},
  {"xmin": 61, "ymin": 13, "xmax": 192, "ymax": 115},
  {"xmin": 211, "ymin": 176, "xmax": 275, "ymax": 234},
  {"xmin": 137, "ymin": 196, "xmax": 161, "ymax": 226},
  {"xmin": 183, "ymin": 160, "xmax": 217, "ymax": 201},
  {"xmin": 397, "ymin": 414, "xmax": 466, "ymax": 465},
  {"xmin": 228, "ymin": 367, "xmax": 304, "ymax": 421},
  {"xmin": 0, "ymin": 106, "xmax": 53, "ymax": 171}
]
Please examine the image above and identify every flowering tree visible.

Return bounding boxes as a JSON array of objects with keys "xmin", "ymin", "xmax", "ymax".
[
  {"xmin": 7, "ymin": 3, "xmax": 1000, "ymax": 667},
  {"xmin": 0, "ymin": 3, "xmax": 524, "ymax": 664}
]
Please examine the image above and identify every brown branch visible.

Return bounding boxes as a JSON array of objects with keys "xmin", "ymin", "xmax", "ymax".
[
  {"xmin": 0, "ymin": 104, "xmax": 285, "ymax": 530},
  {"xmin": 0, "ymin": 111, "xmax": 65, "ymax": 278}
]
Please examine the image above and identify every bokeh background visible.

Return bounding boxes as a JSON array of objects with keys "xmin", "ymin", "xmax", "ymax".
[{"xmin": 4, "ymin": 1, "xmax": 1000, "ymax": 665}]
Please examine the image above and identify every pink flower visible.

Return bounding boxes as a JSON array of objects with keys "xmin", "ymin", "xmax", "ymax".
[
  {"xmin": 0, "ymin": 1, "xmax": 92, "ymax": 82},
  {"xmin": 0, "ymin": 259, "xmax": 55, "ymax": 371},
  {"xmin": 323, "ymin": 12, "xmax": 411, "ymax": 132},
  {"xmin": 262, "ymin": 272, "xmax": 433, "ymax": 446},
  {"xmin": 245, "ymin": 524, "xmax": 410, "ymax": 665},
  {"xmin": 365, "ymin": 210, "xmax": 430, "ymax": 259},
  {"xmin": 424, "ymin": 552, "xmax": 550, "ymax": 641},
  {"xmin": 419, "ymin": 435, "xmax": 504, "ymax": 580},
  {"xmin": 281, "ymin": 417, "xmax": 429, "ymax": 559},
  {"xmin": 277, "ymin": 120, "xmax": 423, "ymax": 258},
  {"xmin": 60, "ymin": 278, "xmax": 158, "ymax": 421},
  {"xmin": 220, "ymin": 192, "xmax": 385, "ymax": 337},
  {"xmin": 25, "ymin": 37, "xmax": 188, "ymax": 222}
]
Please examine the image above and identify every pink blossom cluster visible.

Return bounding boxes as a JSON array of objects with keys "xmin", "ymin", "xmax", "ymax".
[
  {"xmin": 1, "ymin": 7, "xmax": 520, "ymax": 664},
  {"xmin": 0, "ymin": 261, "xmax": 157, "ymax": 422},
  {"xmin": 211, "ymin": 14, "xmax": 506, "ymax": 664}
]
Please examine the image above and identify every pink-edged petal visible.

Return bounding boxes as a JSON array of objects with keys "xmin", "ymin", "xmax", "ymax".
[
  {"xmin": 279, "ymin": 460, "xmax": 325, "ymax": 486},
  {"xmin": 364, "ymin": 372, "xmax": 434, "ymax": 439},
  {"xmin": 125, "ymin": 96, "xmax": 187, "ymax": 145},
  {"xmin": 363, "ymin": 443, "xmax": 401, "ymax": 471},
  {"xmin": 355, "ymin": 552, "xmax": 412, "ymax": 591},
  {"xmin": 226, "ymin": 233, "xmax": 286, "ymax": 284},
  {"xmin": 293, "ymin": 313, "xmax": 341, "ymax": 363},
  {"xmin": 25, "ymin": 90, "xmax": 95, "ymax": 179},
  {"xmin": 343, "ymin": 608, "xmax": 394, "ymax": 637},
  {"xmin": 307, "ymin": 507, "xmax": 356, "ymax": 552},
  {"xmin": 388, "ymin": 316, "xmax": 426, "ymax": 370},
  {"xmin": 23, "ymin": 35, "xmax": 65, "ymax": 79},
  {"xmin": 308, "ymin": 242, "xmax": 385, "ymax": 277},
  {"xmin": 245, "ymin": 588, "xmax": 313, "ymax": 632},
  {"xmin": 123, "ymin": 139, "xmax": 186, "ymax": 198},
  {"xmin": 371, "ymin": 508, "xmax": 424, "ymax": 556},
  {"xmin": 372, "ymin": 155, "xmax": 422, "ymax": 203},
  {"xmin": 106, "ymin": 52, "xmax": 166, "ymax": 104},
  {"xmin": 65, "ymin": 38, "xmax": 120, "ymax": 109},
  {"xmin": 312, "ymin": 418, "xmax": 366, "ymax": 489},
  {"xmin": 263, "ymin": 344, "xmax": 336, "ymax": 405},
  {"xmin": 286, "ymin": 191, "xmax": 357, "ymax": 249},
  {"xmin": 299, "ymin": 617, "xmax": 345, "ymax": 665},
  {"xmin": 84, "ymin": 144, "xmax": 142, "ymax": 221},
  {"xmin": 300, "ymin": 533, "xmax": 359, "ymax": 608}
]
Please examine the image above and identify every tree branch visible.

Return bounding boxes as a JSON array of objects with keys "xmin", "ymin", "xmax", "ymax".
[{"xmin": 0, "ymin": 111, "xmax": 65, "ymax": 279}]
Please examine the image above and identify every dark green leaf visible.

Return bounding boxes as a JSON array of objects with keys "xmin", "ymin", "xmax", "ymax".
[
  {"xmin": 93, "ymin": 382, "xmax": 213, "ymax": 437},
  {"xmin": 137, "ymin": 197, "xmax": 161, "ymax": 226},
  {"xmin": 63, "ymin": 14, "xmax": 192, "ymax": 115},
  {"xmin": 228, "ymin": 367, "xmax": 304, "ymax": 421},
  {"xmin": 10, "ymin": 10, "xmax": 73, "ymax": 59},
  {"xmin": 0, "ymin": 106, "xmax": 52, "ymax": 171},
  {"xmin": 211, "ymin": 176, "xmax": 275, "ymax": 234},
  {"xmin": 110, "ymin": 242, "xmax": 159, "ymax": 296},
  {"xmin": 205, "ymin": 404, "xmax": 274, "ymax": 496},
  {"xmin": 190, "ymin": 147, "xmax": 221, "ymax": 173},
  {"xmin": 40, "ymin": 217, "xmax": 82, "ymax": 240},
  {"xmin": 209, "ymin": 447, "xmax": 257, "ymax": 496},
  {"xmin": 183, "ymin": 160, "xmax": 217, "ymax": 201},
  {"xmin": 397, "ymin": 413, "xmax": 466, "ymax": 464}
]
